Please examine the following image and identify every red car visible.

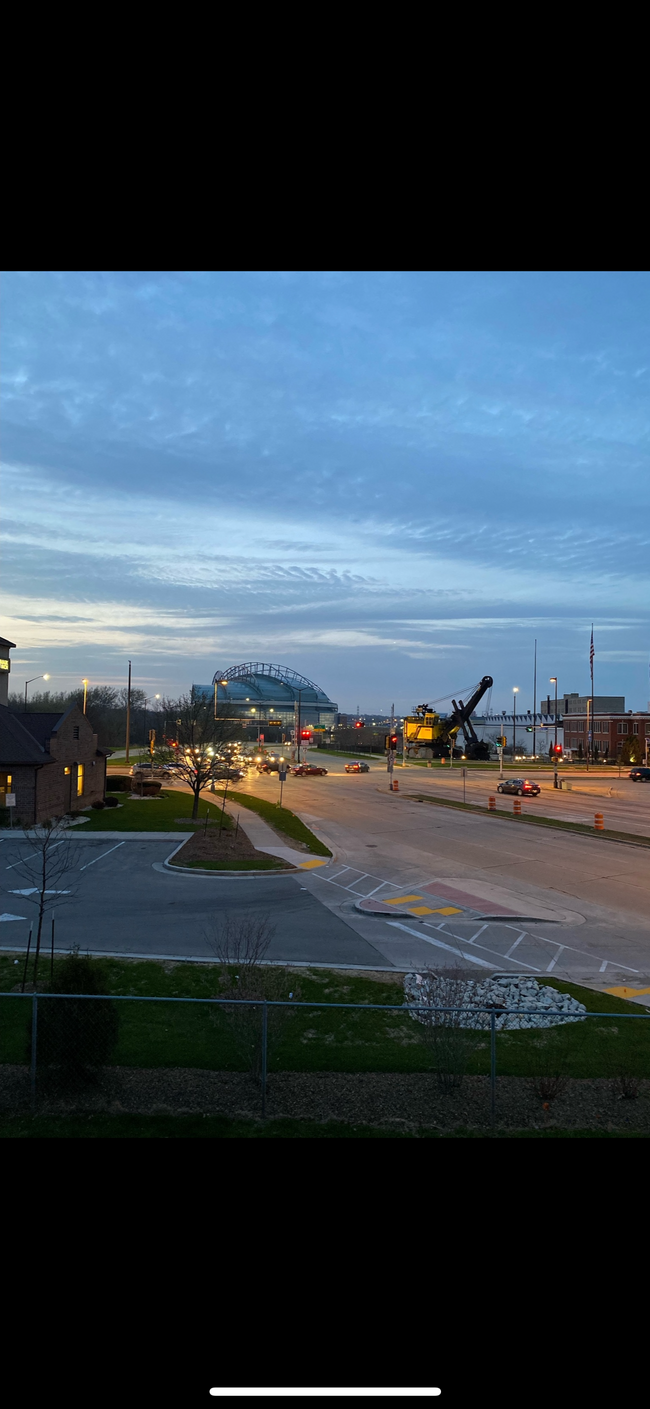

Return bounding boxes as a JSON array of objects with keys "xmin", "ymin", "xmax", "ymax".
[{"xmin": 291, "ymin": 765, "xmax": 328, "ymax": 776}]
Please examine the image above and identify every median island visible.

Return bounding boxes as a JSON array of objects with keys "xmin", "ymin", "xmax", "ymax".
[{"xmin": 169, "ymin": 812, "xmax": 293, "ymax": 871}]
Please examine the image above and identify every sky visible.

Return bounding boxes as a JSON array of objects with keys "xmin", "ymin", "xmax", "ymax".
[{"xmin": 2, "ymin": 269, "xmax": 649, "ymax": 715}]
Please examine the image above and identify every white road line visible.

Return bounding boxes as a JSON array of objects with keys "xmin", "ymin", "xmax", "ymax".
[
  {"xmin": 467, "ymin": 923, "xmax": 489, "ymax": 944},
  {"xmin": 599, "ymin": 960, "xmax": 608, "ymax": 972},
  {"xmin": 504, "ymin": 933, "xmax": 526, "ymax": 959},
  {"xmin": 80, "ymin": 841, "xmax": 126, "ymax": 871},
  {"xmin": 364, "ymin": 882, "xmax": 393, "ymax": 897},
  {"xmin": 5, "ymin": 841, "xmax": 65, "ymax": 871},
  {"xmin": 387, "ymin": 921, "xmax": 495, "ymax": 968},
  {"xmin": 546, "ymin": 947, "xmax": 566, "ymax": 973}
]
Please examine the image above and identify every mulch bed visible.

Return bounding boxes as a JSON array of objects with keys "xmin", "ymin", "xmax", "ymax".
[
  {"xmin": 171, "ymin": 826, "xmax": 262, "ymax": 865},
  {"xmin": 1, "ymin": 1067, "xmax": 648, "ymax": 1131}
]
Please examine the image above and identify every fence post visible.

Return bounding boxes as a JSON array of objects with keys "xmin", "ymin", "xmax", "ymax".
[
  {"xmin": 490, "ymin": 1010, "xmax": 496, "ymax": 1129},
  {"xmin": 30, "ymin": 995, "xmax": 38, "ymax": 1110},
  {"xmin": 261, "ymin": 1002, "xmax": 268, "ymax": 1119}
]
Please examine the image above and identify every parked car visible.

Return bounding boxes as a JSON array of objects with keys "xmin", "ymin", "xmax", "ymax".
[
  {"xmin": 497, "ymin": 778, "xmax": 540, "ymax": 796},
  {"xmin": 291, "ymin": 765, "xmax": 328, "ymax": 776},
  {"xmin": 629, "ymin": 767, "xmax": 650, "ymax": 782},
  {"xmin": 345, "ymin": 760, "xmax": 370, "ymax": 773},
  {"xmin": 257, "ymin": 759, "xmax": 286, "ymax": 773}
]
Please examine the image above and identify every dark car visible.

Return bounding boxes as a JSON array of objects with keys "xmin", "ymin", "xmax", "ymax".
[
  {"xmin": 629, "ymin": 767, "xmax": 650, "ymax": 782},
  {"xmin": 291, "ymin": 765, "xmax": 328, "ymax": 776},
  {"xmin": 497, "ymin": 778, "xmax": 540, "ymax": 796},
  {"xmin": 345, "ymin": 760, "xmax": 370, "ymax": 774},
  {"xmin": 257, "ymin": 760, "xmax": 281, "ymax": 773}
]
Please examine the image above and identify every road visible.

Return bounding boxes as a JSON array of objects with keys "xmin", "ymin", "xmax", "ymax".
[{"xmin": 2, "ymin": 756, "xmax": 649, "ymax": 989}]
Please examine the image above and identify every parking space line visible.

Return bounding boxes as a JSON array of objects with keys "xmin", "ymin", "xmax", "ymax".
[
  {"xmin": 6, "ymin": 842, "xmax": 65, "ymax": 871},
  {"xmin": 504, "ymin": 933, "xmax": 525, "ymax": 959},
  {"xmin": 80, "ymin": 841, "xmax": 126, "ymax": 871},
  {"xmin": 546, "ymin": 947, "xmax": 566, "ymax": 973}
]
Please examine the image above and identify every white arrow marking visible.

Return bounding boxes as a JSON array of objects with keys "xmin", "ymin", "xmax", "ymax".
[{"xmin": 9, "ymin": 889, "xmax": 71, "ymax": 896}]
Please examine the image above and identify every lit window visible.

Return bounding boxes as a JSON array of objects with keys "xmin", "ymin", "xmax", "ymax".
[
  {"xmin": 64, "ymin": 766, "xmax": 71, "ymax": 776},
  {"xmin": 76, "ymin": 764, "xmax": 85, "ymax": 797}
]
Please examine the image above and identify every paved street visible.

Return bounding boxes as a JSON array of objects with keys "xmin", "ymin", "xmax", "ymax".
[{"xmin": 2, "ymin": 757, "xmax": 649, "ymax": 989}]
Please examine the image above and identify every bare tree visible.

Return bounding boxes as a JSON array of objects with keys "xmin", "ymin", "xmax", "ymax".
[
  {"xmin": 204, "ymin": 912, "xmax": 300, "ymax": 1085},
  {"xmin": 2, "ymin": 819, "xmax": 79, "ymax": 988},
  {"xmin": 409, "ymin": 967, "xmax": 489, "ymax": 1089},
  {"xmin": 152, "ymin": 690, "xmax": 240, "ymax": 818}
]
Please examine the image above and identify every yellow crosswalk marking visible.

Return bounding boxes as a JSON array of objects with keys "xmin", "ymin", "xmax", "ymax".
[
  {"xmin": 429, "ymin": 906, "xmax": 463, "ymax": 916},
  {"xmin": 384, "ymin": 894, "xmax": 423, "ymax": 905},
  {"xmin": 408, "ymin": 906, "xmax": 436, "ymax": 916},
  {"xmin": 299, "ymin": 858, "xmax": 329, "ymax": 869},
  {"xmin": 605, "ymin": 985, "xmax": 650, "ymax": 998}
]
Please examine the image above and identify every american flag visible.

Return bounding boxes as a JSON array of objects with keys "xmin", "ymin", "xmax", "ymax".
[{"xmin": 590, "ymin": 626, "xmax": 594, "ymax": 681}]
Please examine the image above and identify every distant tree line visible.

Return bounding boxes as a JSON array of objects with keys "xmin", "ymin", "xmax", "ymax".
[{"xmin": 7, "ymin": 685, "xmax": 166, "ymax": 749}]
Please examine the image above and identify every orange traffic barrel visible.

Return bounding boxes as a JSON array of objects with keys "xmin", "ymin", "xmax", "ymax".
[
  {"xmin": 513, "ymin": 799, "xmax": 522, "ymax": 815},
  {"xmin": 488, "ymin": 795, "xmax": 496, "ymax": 811},
  {"xmin": 392, "ymin": 779, "xmax": 399, "ymax": 791},
  {"xmin": 594, "ymin": 812, "xmax": 604, "ymax": 830}
]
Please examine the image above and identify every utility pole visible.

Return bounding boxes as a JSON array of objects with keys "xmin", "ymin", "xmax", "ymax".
[
  {"xmin": 125, "ymin": 660, "xmax": 132, "ymax": 767},
  {"xmin": 512, "ymin": 687, "xmax": 519, "ymax": 760},
  {"xmin": 532, "ymin": 639, "xmax": 537, "ymax": 759},
  {"xmin": 586, "ymin": 698, "xmax": 590, "ymax": 773},
  {"xmin": 550, "ymin": 677, "xmax": 558, "ymax": 788}
]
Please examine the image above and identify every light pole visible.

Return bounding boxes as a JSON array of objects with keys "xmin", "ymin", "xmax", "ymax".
[
  {"xmin": 82, "ymin": 679, "xmax": 89, "ymax": 714},
  {"xmin": 512, "ymin": 687, "xmax": 519, "ymax": 760},
  {"xmin": 24, "ymin": 674, "xmax": 50, "ymax": 711},
  {"xmin": 125, "ymin": 660, "xmax": 132, "ymax": 767},
  {"xmin": 550, "ymin": 677, "xmax": 558, "ymax": 788},
  {"xmin": 214, "ymin": 678, "xmax": 228, "ymax": 720}
]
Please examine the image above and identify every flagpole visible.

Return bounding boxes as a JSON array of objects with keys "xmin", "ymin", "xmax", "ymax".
[{"xmin": 532, "ymin": 638, "xmax": 537, "ymax": 760}]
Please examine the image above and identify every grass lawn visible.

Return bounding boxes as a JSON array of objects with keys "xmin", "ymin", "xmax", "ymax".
[
  {"xmin": 0, "ymin": 1113, "xmax": 646, "ymax": 1138},
  {"xmin": 408, "ymin": 793, "xmax": 650, "ymax": 848},
  {"xmin": 1, "ymin": 956, "xmax": 648, "ymax": 1078},
  {"xmin": 210, "ymin": 787, "xmax": 332, "ymax": 856},
  {"xmin": 77, "ymin": 790, "xmax": 231, "ymax": 832},
  {"xmin": 171, "ymin": 856, "xmax": 292, "ymax": 871}
]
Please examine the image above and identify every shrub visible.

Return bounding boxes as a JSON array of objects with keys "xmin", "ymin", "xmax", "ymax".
[
  {"xmin": 105, "ymin": 776, "xmax": 132, "ymax": 792},
  {"xmin": 0, "ymin": 807, "xmax": 11, "ymax": 828},
  {"xmin": 35, "ymin": 949, "xmax": 119, "ymax": 1081},
  {"xmin": 103, "ymin": 796, "xmax": 119, "ymax": 808},
  {"xmin": 92, "ymin": 799, "xmax": 106, "ymax": 810}
]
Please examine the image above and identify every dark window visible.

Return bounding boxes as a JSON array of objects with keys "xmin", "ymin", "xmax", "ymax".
[{"xmin": 73, "ymin": 726, "xmax": 80, "ymax": 739}]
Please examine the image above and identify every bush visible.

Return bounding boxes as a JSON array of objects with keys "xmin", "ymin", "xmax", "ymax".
[
  {"xmin": 103, "ymin": 796, "xmax": 119, "ymax": 808},
  {"xmin": 106, "ymin": 775, "xmax": 132, "ymax": 792},
  {"xmin": 35, "ymin": 950, "xmax": 119, "ymax": 1081},
  {"xmin": 0, "ymin": 807, "xmax": 11, "ymax": 828},
  {"xmin": 92, "ymin": 799, "xmax": 106, "ymax": 810}
]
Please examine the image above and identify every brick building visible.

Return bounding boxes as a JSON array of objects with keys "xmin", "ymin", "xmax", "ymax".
[
  {"xmin": 562, "ymin": 710, "xmax": 650, "ymax": 760},
  {"xmin": 0, "ymin": 704, "xmax": 108, "ymax": 825}
]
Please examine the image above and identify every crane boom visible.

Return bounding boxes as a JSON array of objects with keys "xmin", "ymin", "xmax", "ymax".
[{"xmin": 403, "ymin": 675, "xmax": 494, "ymax": 761}]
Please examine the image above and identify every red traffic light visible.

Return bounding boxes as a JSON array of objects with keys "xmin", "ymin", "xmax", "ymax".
[
  {"xmin": 552, "ymin": 743, "xmax": 563, "ymax": 755},
  {"xmin": 354, "ymin": 721, "xmax": 363, "ymax": 728},
  {"xmin": 300, "ymin": 729, "xmax": 311, "ymax": 739}
]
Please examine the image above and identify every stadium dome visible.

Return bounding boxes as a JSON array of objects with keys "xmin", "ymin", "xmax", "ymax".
[{"xmin": 193, "ymin": 663, "xmax": 337, "ymax": 729}]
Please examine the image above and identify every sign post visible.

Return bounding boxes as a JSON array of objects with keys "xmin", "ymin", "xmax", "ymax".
[{"xmin": 278, "ymin": 764, "xmax": 287, "ymax": 807}]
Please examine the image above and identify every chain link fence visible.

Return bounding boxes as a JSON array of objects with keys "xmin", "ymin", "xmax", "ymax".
[{"xmin": 0, "ymin": 990, "xmax": 649, "ymax": 1130}]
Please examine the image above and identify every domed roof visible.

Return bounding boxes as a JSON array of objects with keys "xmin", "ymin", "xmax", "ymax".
[{"xmin": 212, "ymin": 663, "xmax": 335, "ymax": 707}]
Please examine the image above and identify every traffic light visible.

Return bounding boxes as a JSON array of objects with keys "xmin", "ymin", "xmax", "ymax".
[
  {"xmin": 552, "ymin": 743, "xmax": 563, "ymax": 756},
  {"xmin": 300, "ymin": 729, "xmax": 311, "ymax": 740},
  {"xmin": 385, "ymin": 733, "xmax": 399, "ymax": 751},
  {"xmin": 497, "ymin": 736, "xmax": 507, "ymax": 747},
  {"xmin": 526, "ymin": 726, "xmax": 533, "ymax": 733},
  {"xmin": 354, "ymin": 721, "xmax": 363, "ymax": 729}
]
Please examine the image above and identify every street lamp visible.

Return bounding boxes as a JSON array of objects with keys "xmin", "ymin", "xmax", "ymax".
[
  {"xmin": 82, "ymin": 678, "xmax": 89, "ymax": 714},
  {"xmin": 550, "ymin": 677, "xmax": 559, "ymax": 788},
  {"xmin": 24, "ymin": 674, "xmax": 50, "ymax": 712},
  {"xmin": 512, "ymin": 688, "xmax": 519, "ymax": 759}
]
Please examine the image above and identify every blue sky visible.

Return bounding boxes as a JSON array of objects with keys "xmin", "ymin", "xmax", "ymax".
[{"xmin": 2, "ymin": 269, "xmax": 649, "ymax": 714}]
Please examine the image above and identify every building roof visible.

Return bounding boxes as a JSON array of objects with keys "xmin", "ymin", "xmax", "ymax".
[
  {"xmin": 0, "ymin": 705, "xmax": 52, "ymax": 766},
  {"xmin": 19, "ymin": 711, "xmax": 68, "ymax": 746},
  {"xmin": 198, "ymin": 662, "xmax": 337, "ymax": 709},
  {"xmin": 0, "ymin": 638, "xmax": 16, "ymax": 650}
]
